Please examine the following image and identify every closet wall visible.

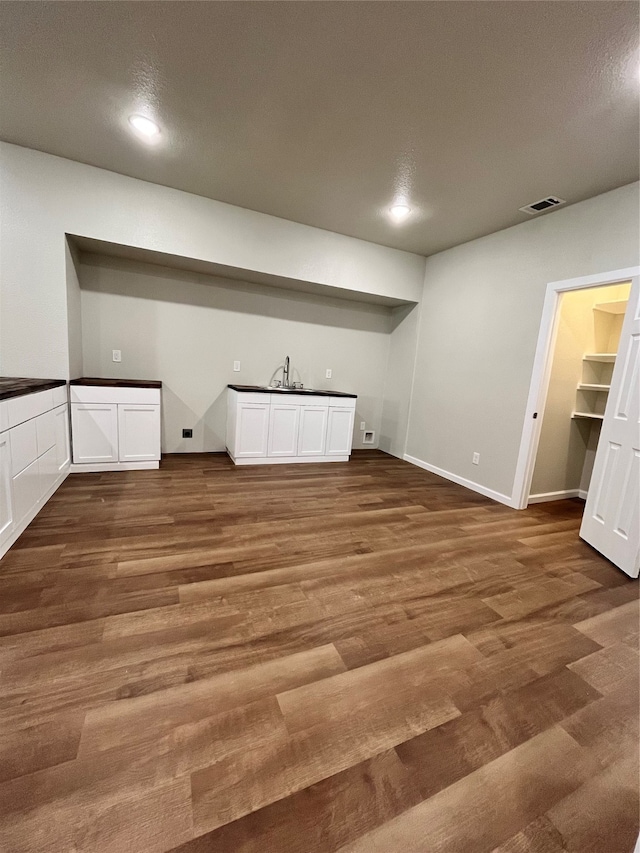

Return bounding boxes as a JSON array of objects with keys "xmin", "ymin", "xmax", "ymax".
[{"xmin": 529, "ymin": 281, "xmax": 631, "ymax": 500}]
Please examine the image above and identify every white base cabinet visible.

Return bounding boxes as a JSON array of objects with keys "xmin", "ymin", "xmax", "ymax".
[
  {"xmin": 227, "ymin": 389, "xmax": 356, "ymax": 465},
  {"xmin": 70, "ymin": 384, "xmax": 161, "ymax": 472},
  {"xmin": 0, "ymin": 384, "xmax": 70, "ymax": 561}
]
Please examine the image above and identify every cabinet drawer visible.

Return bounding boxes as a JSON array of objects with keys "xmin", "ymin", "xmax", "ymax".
[
  {"xmin": 71, "ymin": 386, "xmax": 161, "ymax": 405},
  {"xmin": 0, "ymin": 401, "xmax": 8, "ymax": 434},
  {"xmin": 8, "ymin": 389, "xmax": 55, "ymax": 428},
  {"xmin": 329, "ymin": 396, "xmax": 356, "ymax": 409},
  {"xmin": 12, "ymin": 457, "xmax": 40, "ymax": 523},
  {"xmin": 36, "ymin": 409, "xmax": 56, "ymax": 457},
  {"xmin": 52, "ymin": 385, "xmax": 68, "ymax": 407},
  {"xmin": 10, "ymin": 419, "xmax": 38, "ymax": 476},
  {"xmin": 232, "ymin": 391, "xmax": 272, "ymax": 405}
]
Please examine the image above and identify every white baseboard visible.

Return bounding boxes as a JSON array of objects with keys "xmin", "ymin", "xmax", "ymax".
[
  {"xmin": 403, "ymin": 454, "xmax": 516, "ymax": 508},
  {"xmin": 528, "ymin": 489, "xmax": 580, "ymax": 504},
  {"xmin": 229, "ymin": 453, "xmax": 349, "ymax": 465},
  {"xmin": 528, "ymin": 489, "xmax": 588, "ymax": 504},
  {"xmin": 70, "ymin": 461, "xmax": 159, "ymax": 472},
  {"xmin": 0, "ymin": 467, "xmax": 69, "ymax": 560}
]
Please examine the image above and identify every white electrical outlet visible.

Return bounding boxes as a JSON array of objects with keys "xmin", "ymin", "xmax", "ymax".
[
  {"xmin": 233, "ymin": 361, "xmax": 241, "ymax": 372},
  {"xmin": 112, "ymin": 349, "xmax": 122, "ymax": 363},
  {"xmin": 360, "ymin": 421, "xmax": 366, "ymax": 431},
  {"xmin": 325, "ymin": 368, "xmax": 332, "ymax": 379},
  {"xmin": 472, "ymin": 452, "xmax": 480, "ymax": 465}
]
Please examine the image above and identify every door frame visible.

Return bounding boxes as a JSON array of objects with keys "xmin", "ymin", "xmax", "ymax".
[{"xmin": 511, "ymin": 265, "xmax": 640, "ymax": 510}]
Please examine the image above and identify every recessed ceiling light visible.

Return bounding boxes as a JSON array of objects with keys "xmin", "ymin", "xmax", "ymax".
[
  {"xmin": 128, "ymin": 114, "xmax": 161, "ymax": 139},
  {"xmin": 389, "ymin": 204, "xmax": 411, "ymax": 223}
]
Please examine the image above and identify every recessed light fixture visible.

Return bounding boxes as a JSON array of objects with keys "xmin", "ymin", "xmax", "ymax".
[
  {"xmin": 389, "ymin": 204, "xmax": 411, "ymax": 223},
  {"xmin": 128, "ymin": 114, "xmax": 161, "ymax": 140}
]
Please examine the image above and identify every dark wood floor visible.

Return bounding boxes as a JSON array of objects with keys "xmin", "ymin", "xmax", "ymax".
[{"xmin": 0, "ymin": 450, "xmax": 637, "ymax": 853}]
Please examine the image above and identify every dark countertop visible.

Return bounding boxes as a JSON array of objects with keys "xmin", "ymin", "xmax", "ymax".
[
  {"xmin": 71, "ymin": 377, "xmax": 163, "ymax": 389},
  {"xmin": 228, "ymin": 384, "xmax": 357, "ymax": 399},
  {"xmin": 0, "ymin": 377, "xmax": 66, "ymax": 402}
]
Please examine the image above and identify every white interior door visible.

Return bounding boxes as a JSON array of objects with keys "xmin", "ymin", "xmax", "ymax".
[{"xmin": 580, "ymin": 275, "xmax": 640, "ymax": 577}]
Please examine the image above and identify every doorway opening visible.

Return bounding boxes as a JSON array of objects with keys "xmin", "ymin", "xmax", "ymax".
[
  {"xmin": 512, "ymin": 266, "xmax": 640, "ymax": 512},
  {"xmin": 528, "ymin": 281, "xmax": 631, "ymax": 505}
]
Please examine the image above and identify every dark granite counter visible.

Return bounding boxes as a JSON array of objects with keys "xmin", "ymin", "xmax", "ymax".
[
  {"xmin": 228, "ymin": 384, "xmax": 356, "ymax": 399},
  {"xmin": 0, "ymin": 377, "xmax": 66, "ymax": 402},
  {"xmin": 71, "ymin": 377, "xmax": 163, "ymax": 389}
]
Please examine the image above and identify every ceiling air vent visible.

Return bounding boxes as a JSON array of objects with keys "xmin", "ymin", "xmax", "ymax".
[{"xmin": 519, "ymin": 196, "xmax": 566, "ymax": 215}]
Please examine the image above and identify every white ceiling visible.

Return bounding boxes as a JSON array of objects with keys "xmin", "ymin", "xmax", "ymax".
[{"xmin": 1, "ymin": 2, "xmax": 638, "ymax": 256}]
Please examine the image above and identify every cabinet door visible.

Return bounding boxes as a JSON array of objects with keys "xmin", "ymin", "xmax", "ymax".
[
  {"xmin": 298, "ymin": 405, "xmax": 328, "ymax": 456},
  {"xmin": 0, "ymin": 434, "xmax": 14, "ymax": 546},
  {"xmin": 39, "ymin": 445, "xmax": 58, "ymax": 496},
  {"xmin": 54, "ymin": 405, "xmax": 70, "ymax": 472},
  {"xmin": 12, "ymin": 458, "xmax": 40, "ymax": 523},
  {"xmin": 236, "ymin": 403, "xmax": 269, "ymax": 458},
  {"xmin": 326, "ymin": 407, "xmax": 355, "ymax": 456},
  {"xmin": 9, "ymin": 419, "xmax": 38, "ymax": 477},
  {"xmin": 117, "ymin": 404, "xmax": 161, "ymax": 462},
  {"xmin": 268, "ymin": 404, "xmax": 300, "ymax": 457},
  {"xmin": 36, "ymin": 409, "xmax": 56, "ymax": 457},
  {"xmin": 71, "ymin": 404, "xmax": 118, "ymax": 464}
]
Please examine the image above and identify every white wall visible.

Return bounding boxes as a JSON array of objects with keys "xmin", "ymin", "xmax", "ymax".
[
  {"xmin": 80, "ymin": 254, "xmax": 392, "ymax": 452},
  {"xmin": 379, "ymin": 303, "xmax": 421, "ymax": 457},
  {"xmin": 0, "ymin": 142, "xmax": 425, "ymax": 379},
  {"xmin": 406, "ymin": 182, "xmax": 640, "ymax": 501},
  {"xmin": 65, "ymin": 240, "xmax": 83, "ymax": 379}
]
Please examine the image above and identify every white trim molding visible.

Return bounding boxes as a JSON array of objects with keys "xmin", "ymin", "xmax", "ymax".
[
  {"xmin": 229, "ymin": 454, "xmax": 349, "ymax": 465},
  {"xmin": 403, "ymin": 454, "xmax": 516, "ymax": 508},
  {"xmin": 70, "ymin": 461, "xmax": 159, "ymax": 473},
  {"xmin": 527, "ymin": 489, "xmax": 587, "ymax": 505},
  {"xmin": 511, "ymin": 265, "xmax": 640, "ymax": 510}
]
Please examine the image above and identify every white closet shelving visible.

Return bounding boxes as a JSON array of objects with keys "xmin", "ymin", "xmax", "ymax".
[
  {"xmin": 593, "ymin": 300, "xmax": 627, "ymax": 315},
  {"xmin": 571, "ymin": 300, "xmax": 627, "ymax": 421}
]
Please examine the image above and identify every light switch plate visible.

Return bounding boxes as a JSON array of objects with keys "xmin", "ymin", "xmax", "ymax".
[
  {"xmin": 233, "ymin": 361, "xmax": 241, "ymax": 372},
  {"xmin": 112, "ymin": 350, "xmax": 122, "ymax": 363}
]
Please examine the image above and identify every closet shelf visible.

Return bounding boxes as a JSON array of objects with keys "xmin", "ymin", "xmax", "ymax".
[
  {"xmin": 583, "ymin": 353, "xmax": 616, "ymax": 363},
  {"xmin": 593, "ymin": 300, "xmax": 627, "ymax": 315},
  {"xmin": 578, "ymin": 383, "xmax": 611, "ymax": 392},
  {"xmin": 572, "ymin": 412, "xmax": 604, "ymax": 421}
]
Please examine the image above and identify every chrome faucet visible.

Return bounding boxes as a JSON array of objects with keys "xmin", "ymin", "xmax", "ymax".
[{"xmin": 282, "ymin": 355, "xmax": 290, "ymax": 388}]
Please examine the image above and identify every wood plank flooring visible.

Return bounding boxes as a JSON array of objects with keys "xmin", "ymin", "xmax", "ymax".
[{"xmin": 0, "ymin": 450, "xmax": 637, "ymax": 853}]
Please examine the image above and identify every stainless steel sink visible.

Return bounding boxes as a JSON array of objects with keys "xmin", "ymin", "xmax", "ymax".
[{"xmin": 261, "ymin": 386, "xmax": 322, "ymax": 393}]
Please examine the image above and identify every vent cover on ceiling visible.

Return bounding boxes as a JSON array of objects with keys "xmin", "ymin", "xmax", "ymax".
[{"xmin": 519, "ymin": 196, "xmax": 566, "ymax": 215}]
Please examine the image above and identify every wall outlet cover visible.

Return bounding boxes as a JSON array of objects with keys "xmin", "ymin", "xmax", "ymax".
[
  {"xmin": 112, "ymin": 349, "xmax": 122, "ymax": 363},
  {"xmin": 182, "ymin": 429, "xmax": 193, "ymax": 438},
  {"xmin": 325, "ymin": 368, "xmax": 332, "ymax": 379},
  {"xmin": 472, "ymin": 452, "xmax": 480, "ymax": 465},
  {"xmin": 360, "ymin": 421, "xmax": 366, "ymax": 431},
  {"xmin": 233, "ymin": 361, "xmax": 241, "ymax": 372}
]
